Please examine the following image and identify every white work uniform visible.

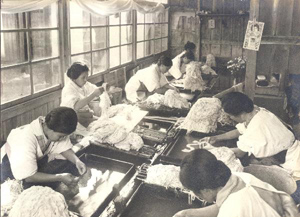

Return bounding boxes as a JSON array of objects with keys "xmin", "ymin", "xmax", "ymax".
[
  {"xmin": 125, "ymin": 64, "xmax": 169, "ymax": 103},
  {"xmin": 169, "ymin": 51, "xmax": 185, "ymax": 79},
  {"xmin": 217, "ymin": 172, "xmax": 298, "ymax": 217},
  {"xmin": 1, "ymin": 117, "xmax": 72, "ymax": 180},
  {"xmin": 61, "ymin": 79, "xmax": 99, "ymax": 135},
  {"xmin": 61, "ymin": 79, "xmax": 97, "ymax": 111},
  {"xmin": 236, "ymin": 108, "xmax": 300, "ymax": 180}
]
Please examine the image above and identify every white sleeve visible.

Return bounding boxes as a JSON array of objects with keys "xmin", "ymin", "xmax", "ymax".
[
  {"xmin": 160, "ymin": 74, "xmax": 169, "ymax": 87},
  {"xmin": 85, "ymin": 82, "xmax": 98, "ymax": 95},
  {"xmin": 61, "ymin": 85, "xmax": 80, "ymax": 109},
  {"xmin": 140, "ymin": 67, "xmax": 160, "ymax": 93},
  {"xmin": 7, "ymin": 133, "xmax": 39, "ymax": 180},
  {"xmin": 50, "ymin": 138, "xmax": 73, "ymax": 155},
  {"xmin": 169, "ymin": 52, "xmax": 185, "ymax": 79},
  {"xmin": 219, "ymin": 188, "xmax": 282, "ymax": 217},
  {"xmin": 237, "ymin": 131, "xmax": 268, "ymax": 157},
  {"xmin": 235, "ymin": 123, "xmax": 246, "ymax": 134}
]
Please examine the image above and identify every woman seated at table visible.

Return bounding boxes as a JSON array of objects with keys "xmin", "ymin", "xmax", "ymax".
[
  {"xmin": 168, "ymin": 41, "xmax": 196, "ymax": 79},
  {"xmin": 61, "ymin": 62, "xmax": 106, "ymax": 129},
  {"xmin": 1, "ymin": 107, "xmax": 86, "ymax": 189},
  {"xmin": 173, "ymin": 149, "xmax": 299, "ymax": 217},
  {"xmin": 125, "ymin": 56, "xmax": 178, "ymax": 103},
  {"xmin": 199, "ymin": 91, "xmax": 300, "ymax": 203}
]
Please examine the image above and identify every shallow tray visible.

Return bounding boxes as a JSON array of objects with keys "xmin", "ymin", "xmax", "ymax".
[
  {"xmin": 88, "ymin": 119, "xmax": 178, "ymax": 166},
  {"xmin": 160, "ymin": 124, "xmax": 237, "ymax": 162},
  {"xmin": 58, "ymin": 153, "xmax": 136, "ymax": 217},
  {"xmin": 119, "ymin": 183, "xmax": 205, "ymax": 217}
]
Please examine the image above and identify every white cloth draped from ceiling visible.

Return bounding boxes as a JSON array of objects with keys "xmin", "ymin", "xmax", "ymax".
[
  {"xmin": 1, "ymin": 0, "xmax": 166, "ymax": 15},
  {"xmin": 73, "ymin": 0, "xmax": 166, "ymax": 16},
  {"xmin": 1, "ymin": 0, "xmax": 58, "ymax": 13}
]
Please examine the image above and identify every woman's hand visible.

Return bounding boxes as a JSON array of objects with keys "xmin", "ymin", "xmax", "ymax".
[
  {"xmin": 58, "ymin": 173, "xmax": 79, "ymax": 185},
  {"xmin": 92, "ymin": 86, "xmax": 105, "ymax": 97},
  {"xmin": 198, "ymin": 136, "xmax": 218, "ymax": 146},
  {"xmin": 76, "ymin": 160, "xmax": 87, "ymax": 175},
  {"xmin": 102, "ymin": 82, "xmax": 110, "ymax": 91}
]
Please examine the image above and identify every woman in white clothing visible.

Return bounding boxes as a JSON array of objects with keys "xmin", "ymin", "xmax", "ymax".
[
  {"xmin": 168, "ymin": 41, "xmax": 196, "ymax": 79},
  {"xmin": 199, "ymin": 92, "xmax": 300, "ymax": 204},
  {"xmin": 125, "ymin": 56, "xmax": 177, "ymax": 103},
  {"xmin": 61, "ymin": 62, "xmax": 105, "ymax": 128},
  {"xmin": 173, "ymin": 149, "xmax": 299, "ymax": 217},
  {"xmin": 200, "ymin": 92, "xmax": 300, "ymax": 174}
]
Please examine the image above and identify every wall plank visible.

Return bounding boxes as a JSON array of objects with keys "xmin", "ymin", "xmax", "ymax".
[
  {"xmin": 223, "ymin": 0, "xmax": 234, "ymax": 14},
  {"xmin": 289, "ymin": 46, "xmax": 300, "ymax": 75},
  {"xmin": 220, "ymin": 44, "xmax": 232, "ymax": 57},
  {"xmin": 276, "ymin": 0, "xmax": 294, "ymax": 36},
  {"xmin": 222, "ymin": 17, "xmax": 233, "ymax": 41},
  {"xmin": 211, "ymin": 44, "xmax": 221, "ymax": 56},
  {"xmin": 291, "ymin": 0, "xmax": 300, "ymax": 36}
]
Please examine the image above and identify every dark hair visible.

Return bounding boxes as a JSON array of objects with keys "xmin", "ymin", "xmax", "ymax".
[
  {"xmin": 184, "ymin": 41, "xmax": 196, "ymax": 51},
  {"xmin": 157, "ymin": 56, "xmax": 173, "ymax": 67},
  {"xmin": 67, "ymin": 62, "xmax": 89, "ymax": 79},
  {"xmin": 251, "ymin": 24, "xmax": 260, "ymax": 31},
  {"xmin": 45, "ymin": 107, "xmax": 78, "ymax": 134},
  {"xmin": 183, "ymin": 51, "xmax": 195, "ymax": 61},
  {"xmin": 221, "ymin": 92, "xmax": 254, "ymax": 116},
  {"xmin": 180, "ymin": 149, "xmax": 231, "ymax": 193}
]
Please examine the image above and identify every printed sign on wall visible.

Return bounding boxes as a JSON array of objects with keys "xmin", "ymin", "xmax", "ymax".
[{"xmin": 243, "ymin": 20, "xmax": 264, "ymax": 51}]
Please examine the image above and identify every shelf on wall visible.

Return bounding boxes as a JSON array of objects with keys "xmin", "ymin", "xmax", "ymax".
[{"xmin": 197, "ymin": 13, "xmax": 249, "ymax": 17}]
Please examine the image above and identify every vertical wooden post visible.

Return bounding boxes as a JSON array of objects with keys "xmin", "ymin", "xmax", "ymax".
[
  {"xmin": 245, "ymin": 0, "xmax": 260, "ymax": 99},
  {"xmin": 198, "ymin": 0, "xmax": 202, "ymax": 60}
]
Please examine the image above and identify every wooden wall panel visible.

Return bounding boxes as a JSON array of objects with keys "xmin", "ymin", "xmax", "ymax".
[
  {"xmin": 211, "ymin": 44, "xmax": 221, "ymax": 56},
  {"xmin": 201, "ymin": 43, "xmax": 211, "ymax": 57},
  {"xmin": 259, "ymin": 0, "xmax": 275, "ymax": 36},
  {"xmin": 201, "ymin": 17, "xmax": 210, "ymax": 40},
  {"xmin": 256, "ymin": 45, "xmax": 273, "ymax": 76},
  {"xmin": 212, "ymin": 0, "xmax": 223, "ymax": 13},
  {"xmin": 289, "ymin": 46, "xmax": 300, "ymax": 75},
  {"xmin": 223, "ymin": 0, "xmax": 234, "ymax": 14},
  {"xmin": 222, "ymin": 18, "xmax": 233, "ymax": 41},
  {"xmin": 104, "ymin": 72, "xmax": 117, "ymax": 87},
  {"xmin": 211, "ymin": 18, "xmax": 222, "ymax": 40},
  {"xmin": 220, "ymin": 44, "xmax": 232, "ymax": 57},
  {"xmin": 291, "ymin": 0, "xmax": 300, "ymax": 36},
  {"xmin": 232, "ymin": 18, "xmax": 244, "ymax": 42},
  {"xmin": 276, "ymin": 0, "xmax": 294, "ymax": 36},
  {"xmin": 202, "ymin": 0, "xmax": 213, "ymax": 12},
  {"xmin": 234, "ymin": 0, "xmax": 246, "ymax": 12},
  {"xmin": 232, "ymin": 45, "xmax": 243, "ymax": 58},
  {"xmin": 20, "ymin": 111, "xmax": 32, "ymax": 126}
]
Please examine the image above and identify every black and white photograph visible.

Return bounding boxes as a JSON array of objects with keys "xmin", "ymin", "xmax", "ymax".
[{"xmin": 1, "ymin": 0, "xmax": 300, "ymax": 217}]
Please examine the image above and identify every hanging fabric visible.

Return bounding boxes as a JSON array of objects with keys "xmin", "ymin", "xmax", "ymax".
[
  {"xmin": 1, "ymin": 0, "xmax": 166, "ymax": 15},
  {"xmin": 1, "ymin": 0, "xmax": 58, "ymax": 13},
  {"xmin": 73, "ymin": 0, "xmax": 166, "ymax": 16}
]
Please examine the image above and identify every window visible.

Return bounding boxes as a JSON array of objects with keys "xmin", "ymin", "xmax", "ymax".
[
  {"xmin": 1, "ymin": 3, "xmax": 61, "ymax": 104},
  {"xmin": 70, "ymin": 2, "xmax": 133, "ymax": 74},
  {"xmin": 1, "ymin": 2, "xmax": 169, "ymax": 105},
  {"xmin": 136, "ymin": 9, "xmax": 168, "ymax": 59}
]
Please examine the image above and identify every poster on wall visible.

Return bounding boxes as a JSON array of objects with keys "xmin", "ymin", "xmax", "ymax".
[{"xmin": 243, "ymin": 20, "xmax": 264, "ymax": 51}]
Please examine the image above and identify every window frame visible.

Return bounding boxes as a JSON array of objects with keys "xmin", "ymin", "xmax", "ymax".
[
  {"xmin": 1, "ymin": 1, "xmax": 65, "ymax": 109},
  {"xmin": 136, "ymin": 9, "xmax": 169, "ymax": 60},
  {"xmin": 1, "ymin": 1, "xmax": 169, "ymax": 109},
  {"xmin": 68, "ymin": 5, "xmax": 135, "ymax": 76}
]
